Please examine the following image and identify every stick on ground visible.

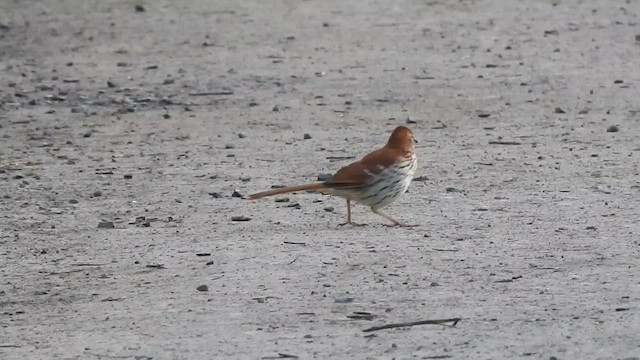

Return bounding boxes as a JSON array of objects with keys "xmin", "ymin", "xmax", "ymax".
[{"xmin": 362, "ymin": 317, "xmax": 461, "ymax": 332}]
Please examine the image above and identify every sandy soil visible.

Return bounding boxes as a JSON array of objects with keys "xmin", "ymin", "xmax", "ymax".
[{"xmin": 1, "ymin": 0, "xmax": 639, "ymax": 359}]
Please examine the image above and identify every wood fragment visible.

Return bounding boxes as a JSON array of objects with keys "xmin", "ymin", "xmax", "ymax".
[
  {"xmin": 488, "ymin": 141, "xmax": 522, "ymax": 145},
  {"xmin": 189, "ymin": 90, "xmax": 234, "ymax": 96},
  {"xmin": 362, "ymin": 317, "xmax": 461, "ymax": 332}
]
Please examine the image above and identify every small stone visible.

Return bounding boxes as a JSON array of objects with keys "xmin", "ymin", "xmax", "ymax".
[
  {"xmin": 205, "ymin": 261, "xmax": 214, "ymax": 266},
  {"xmin": 476, "ymin": 110, "xmax": 491, "ymax": 118},
  {"xmin": 554, "ymin": 107, "xmax": 566, "ymax": 114},
  {"xmin": 196, "ymin": 285, "xmax": 208, "ymax": 292},
  {"xmin": 196, "ymin": 253, "xmax": 211, "ymax": 257},
  {"xmin": 272, "ymin": 105, "xmax": 279, "ymax": 112},
  {"xmin": 135, "ymin": 4, "xmax": 145, "ymax": 12},
  {"xmin": 303, "ymin": 133, "xmax": 312, "ymax": 140},
  {"xmin": 231, "ymin": 190, "xmax": 243, "ymax": 198},
  {"xmin": 323, "ymin": 206, "xmax": 334, "ymax": 212},
  {"xmin": 92, "ymin": 190, "xmax": 102, "ymax": 197},
  {"xmin": 613, "ymin": 79, "xmax": 624, "ymax": 84},
  {"xmin": 406, "ymin": 117, "xmax": 417, "ymax": 124},
  {"xmin": 231, "ymin": 216, "xmax": 251, "ymax": 221},
  {"xmin": 163, "ymin": 114, "xmax": 170, "ymax": 119},
  {"xmin": 334, "ymin": 297, "xmax": 354, "ymax": 303},
  {"xmin": 68, "ymin": 199, "xmax": 79, "ymax": 204},
  {"xmin": 209, "ymin": 192, "xmax": 222, "ymax": 198},
  {"xmin": 240, "ymin": 177, "xmax": 251, "ymax": 182},
  {"xmin": 606, "ymin": 125, "xmax": 619, "ymax": 133},
  {"xmin": 116, "ymin": 62, "xmax": 128, "ymax": 67},
  {"xmin": 162, "ymin": 78, "xmax": 175, "ymax": 85},
  {"xmin": 238, "ymin": 133, "xmax": 247, "ymax": 138},
  {"xmin": 274, "ymin": 197, "xmax": 290, "ymax": 203},
  {"xmin": 123, "ymin": 174, "xmax": 133, "ymax": 179},
  {"xmin": 97, "ymin": 220, "xmax": 115, "ymax": 229},
  {"xmin": 107, "ymin": 80, "xmax": 117, "ymax": 88},
  {"xmin": 83, "ymin": 131, "xmax": 92, "ymax": 138},
  {"xmin": 318, "ymin": 173, "xmax": 332, "ymax": 181},
  {"xmin": 225, "ymin": 144, "xmax": 235, "ymax": 149}
]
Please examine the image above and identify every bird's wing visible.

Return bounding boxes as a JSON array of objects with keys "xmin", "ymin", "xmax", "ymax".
[{"xmin": 325, "ymin": 147, "xmax": 400, "ymax": 188}]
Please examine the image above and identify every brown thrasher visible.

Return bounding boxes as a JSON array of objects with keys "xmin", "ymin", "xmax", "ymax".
[{"xmin": 248, "ymin": 126, "xmax": 418, "ymax": 226}]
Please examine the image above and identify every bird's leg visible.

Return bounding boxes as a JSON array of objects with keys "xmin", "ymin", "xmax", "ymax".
[
  {"xmin": 372, "ymin": 208, "xmax": 416, "ymax": 227},
  {"xmin": 339, "ymin": 199, "xmax": 365, "ymax": 226}
]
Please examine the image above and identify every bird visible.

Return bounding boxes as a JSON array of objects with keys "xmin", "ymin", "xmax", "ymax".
[{"xmin": 247, "ymin": 126, "xmax": 418, "ymax": 226}]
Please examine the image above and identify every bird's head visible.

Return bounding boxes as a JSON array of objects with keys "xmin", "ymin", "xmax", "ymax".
[{"xmin": 386, "ymin": 126, "xmax": 417, "ymax": 152}]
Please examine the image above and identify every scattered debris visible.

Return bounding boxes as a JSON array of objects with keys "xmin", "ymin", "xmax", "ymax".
[
  {"xmin": 231, "ymin": 216, "xmax": 251, "ymax": 221},
  {"xmin": 362, "ymin": 317, "xmax": 461, "ymax": 332},
  {"xmin": 488, "ymin": 140, "xmax": 522, "ymax": 145},
  {"xmin": 97, "ymin": 220, "xmax": 115, "ymax": 229}
]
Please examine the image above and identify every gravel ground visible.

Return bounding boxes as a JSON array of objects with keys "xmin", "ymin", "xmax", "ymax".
[{"xmin": 1, "ymin": 0, "xmax": 639, "ymax": 359}]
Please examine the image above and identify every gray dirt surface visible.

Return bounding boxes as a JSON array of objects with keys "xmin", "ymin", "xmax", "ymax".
[{"xmin": 1, "ymin": 0, "xmax": 639, "ymax": 359}]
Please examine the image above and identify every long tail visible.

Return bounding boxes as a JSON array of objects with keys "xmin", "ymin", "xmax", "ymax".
[{"xmin": 247, "ymin": 182, "xmax": 328, "ymax": 200}]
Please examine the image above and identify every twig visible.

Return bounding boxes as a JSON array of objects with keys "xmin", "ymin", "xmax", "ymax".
[
  {"xmin": 326, "ymin": 156, "xmax": 355, "ymax": 161},
  {"xmin": 189, "ymin": 90, "xmax": 234, "ymax": 96},
  {"xmin": 284, "ymin": 241, "xmax": 306, "ymax": 245},
  {"xmin": 362, "ymin": 317, "xmax": 461, "ymax": 332},
  {"xmin": 488, "ymin": 141, "xmax": 522, "ymax": 145},
  {"xmin": 432, "ymin": 247, "xmax": 459, "ymax": 252}
]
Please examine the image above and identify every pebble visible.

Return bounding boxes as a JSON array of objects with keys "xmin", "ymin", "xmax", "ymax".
[
  {"xmin": 303, "ymin": 133, "xmax": 312, "ymax": 140},
  {"xmin": 238, "ymin": 133, "xmax": 247, "ymax": 138},
  {"xmin": 135, "ymin": 4, "xmax": 145, "ymax": 12},
  {"xmin": 196, "ymin": 285, "xmax": 208, "ymax": 292},
  {"xmin": 209, "ymin": 192, "xmax": 222, "ymax": 198},
  {"xmin": 317, "ymin": 173, "xmax": 332, "ymax": 181},
  {"xmin": 231, "ymin": 190, "xmax": 243, "ymax": 198},
  {"xmin": 554, "ymin": 107, "xmax": 566, "ymax": 114},
  {"xmin": 231, "ymin": 216, "xmax": 251, "ymax": 221},
  {"xmin": 123, "ymin": 174, "xmax": 133, "ymax": 179},
  {"xmin": 97, "ymin": 220, "xmax": 115, "ymax": 229},
  {"xmin": 323, "ymin": 206, "xmax": 334, "ymax": 212},
  {"xmin": 606, "ymin": 125, "xmax": 619, "ymax": 133}
]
